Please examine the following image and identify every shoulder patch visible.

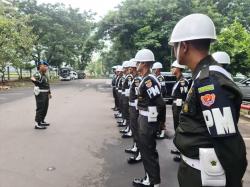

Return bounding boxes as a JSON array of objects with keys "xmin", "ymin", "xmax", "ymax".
[
  {"xmin": 145, "ymin": 79, "xmax": 152, "ymax": 88},
  {"xmin": 201, "ymin": 93, "xmax": 216, "ymax": 107},
  {"xmin": 158, "ymin": 77, "xmax": 163, "ymax": 81}
]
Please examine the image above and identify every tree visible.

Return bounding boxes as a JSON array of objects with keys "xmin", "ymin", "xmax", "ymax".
[
  {"xmin": 0, "ymin": 1, "xmax": 35, "ymax": 81},
  {"xmin": 97, "ymin": 0, "xmax": 250, "ymax": 74},
  {"xmin": 16, "ymin": 0, "xmax": 95, "ymax": 70},
  {"xmin": 212, "ymin": 21, "xmax": 250, "ymax": 75},
  {"xmin": 214, "ymin": 0, "xmax": 250, "ymax": 31},
  {"xmin": 96, "ymin": 0, "xmax": 226, "ymax": 72}
]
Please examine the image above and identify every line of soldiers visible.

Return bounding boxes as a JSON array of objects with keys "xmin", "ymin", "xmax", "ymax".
[
  {"xmin": 111, "ymin": 49, "xmax": 191, "ymax": 187},
  {"xmin": 111, "ymin": 13, "xmax": 247, "ymax": 187}
]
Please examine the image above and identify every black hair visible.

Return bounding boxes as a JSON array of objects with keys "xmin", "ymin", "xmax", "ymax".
[{"xmin": 187, "ymin": 39, "xmax": 211, "ymax": 52}]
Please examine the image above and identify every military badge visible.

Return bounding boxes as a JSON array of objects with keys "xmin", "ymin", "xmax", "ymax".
[
  {"xmin": 201, "ymin": 93, "xmax": 216, "ymax": 107},
  {"xmin": 211, "ymin": 160, "xmax": 217, "ymax": 166}
]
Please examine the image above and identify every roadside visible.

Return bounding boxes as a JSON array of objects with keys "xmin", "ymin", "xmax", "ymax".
[
  {"xmin": 0, "ymin": 79, "xmax": 61, "ymax": 91},
  {"xmin": 241, "ymin": 102, "xmax": 250, "ymax": 120},
  {"xmin": 0, "ymin": 79, "xmax": 249, "ymax": 187},
  {"xmin": 239, "ymin": 117, "xmax": 250, "ymax": 186}
]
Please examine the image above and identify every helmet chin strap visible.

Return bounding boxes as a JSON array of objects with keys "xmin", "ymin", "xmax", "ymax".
[
  {"xmin": 137, "ymin": 62, "xmax": 141, "ymax": 72},
  {"xmin": 176, "ymin": 42, "xmax": 181, "ymax": 63}
]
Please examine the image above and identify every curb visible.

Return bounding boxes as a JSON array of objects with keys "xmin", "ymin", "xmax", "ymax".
[{"xmin": 241, "ymin": 115, "xmax": 250, "ymax": 120}]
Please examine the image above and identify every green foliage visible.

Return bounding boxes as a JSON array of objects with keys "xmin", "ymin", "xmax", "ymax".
[
  {"xmin": 214, "ymin": 0, "xmax": 250, "ymax": 31},
  {"xmin": 0, "ymin": 1, "xmax": 36, "ymax": 79},
  {"xmin": 86, "ymin": 59, "xmax": 104, "ymax": 77},
  {"xmin": 1, "ymin": 0, "xmax": 250, "ymax": 76},
  {"xmin": 16, "ymin": 0, "xmax": 95, "ymax": 70},
  {"xmin": 212, "ymin": 21, "xmax": 250, "ymax": 75},
  {"xmin": 96, "ymin": 0, "xmax": 250, "ymax": 74}
]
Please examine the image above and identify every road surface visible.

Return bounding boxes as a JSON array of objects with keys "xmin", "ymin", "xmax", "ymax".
[{"xmin": 0, "ymin": 79, "xmax": 249, "ymax": 187}]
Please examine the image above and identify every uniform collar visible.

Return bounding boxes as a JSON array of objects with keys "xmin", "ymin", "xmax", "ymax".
[
  {"xmin": 177, "ymin": 74, "xmax": 184, "ymax": 81},
  {"xmin": 192, "ymin": 55, "xmax": 216, "ymax": 80}
]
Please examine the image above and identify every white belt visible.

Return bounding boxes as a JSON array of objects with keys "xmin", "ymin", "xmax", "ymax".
[
  {"xmin": 139, "ymin": 110, "xmax": 149, "ymax": 117},
  {"xmin": 182, "ymin": 154, "xmax": 201, "ymax": 171},
  {"xmin": 173, "ymin": 100, "xmax": 177, "ymax": 104},
  {"xmin": 39, "ymin": 89, "xmax": 49, "ymax": 92},
  {"xmin": 129, "ymin": 102, "xmax": 136, "ymax": 107},
  {"xmin": 122, "ymin": 92, "xmax": 125, "ymax": 95},
  {"xmin": 118, "ymin": 90, "xmax": 122, "ymax": 93}
]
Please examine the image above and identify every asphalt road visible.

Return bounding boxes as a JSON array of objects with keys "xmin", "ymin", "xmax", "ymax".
[{"xmin": 0, "ymin": 79, "xmax": 249, "ymax": 187}]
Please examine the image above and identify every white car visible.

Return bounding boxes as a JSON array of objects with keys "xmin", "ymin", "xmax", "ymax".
[{"xmin": 70, "ymin": 71, "xmax": 78, "ymax": 80}]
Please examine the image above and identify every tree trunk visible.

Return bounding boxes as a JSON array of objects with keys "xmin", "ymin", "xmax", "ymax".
[
  {"xmin": 20, "ymin": 68, "xmax": 22, "ymax": 80},
  {"xmin": 7, "ymin": 66, "xmax": 10, "ymax": 80}
]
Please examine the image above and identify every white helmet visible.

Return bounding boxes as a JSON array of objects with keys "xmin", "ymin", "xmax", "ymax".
[
  {"xmin": 152, "ymin": 62, "xmax": 163, "ymax": 69},
  {"xmin": 129, "ymin": 58, "xmax": 137, "ymax": 67},
  {"xmin": 122, "ymin": 61, "xmax": 130, "ymax": 68},
  {"xmin": 212, "ymin": 51, "xmax": 230, "ymax": 65},
  {"xmin": 169, "ymin": 13, "xmax": 216, "ymax": 45},
  {"xmin": 134, "ymin": 49, "xmax": 155, "ymax": 62},
  {"xmin": 171, "ymin": 60, "xmax": 186, "ymax": 69},
  {"xmin": 112, "ymin": 65, "xmax": 117, "ymax": 69},
  {"xmin": 116, "ymin": 65, "xmax": 123, "ymax": 72}
]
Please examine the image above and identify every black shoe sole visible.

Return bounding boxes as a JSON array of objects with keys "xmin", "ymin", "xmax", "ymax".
[
  {"xmin": 133, "ymin": 181, "xmax": 152, "ymax": 187},
  {"xmin": 125, "ymin": 150, "xmax": 137, "ymax": 154},
  {"xmin": 173, "ymin": 156, "xmax": 181, "ymax": 162},
  {"xmin": 120, "ymin": 131, "xmax": 127, "ymax": 134},
  {"xmin": 40, "ymin": 124, "xmax": 50, "ymax": 126},
  {"xmin": 117, "ymin": 124, "xmax": 126, "ymax": 127},
  {"xmin": 171, "ymin": 150, "xmax": 180, "ymax": 155},
  {"xmin": 128, "ymin": 158, "xmax": 142, "ymax": 164},
  {"xmin": 117, "ymin": 121, "xmax": 124, "ymax": 124},
  {"xmin": 34, "ymin": 126, "xmax": 47, "ymax": 130},
  {"xmin": 156, "ymin": 136, "xmax": 165, "ymax": 140},
  {"xmin": 122, "ymin": 135, "xmax": 132, "ymax": 138}
]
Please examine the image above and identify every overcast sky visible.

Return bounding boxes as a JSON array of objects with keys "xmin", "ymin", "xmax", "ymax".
[{"xmin": 37, "ymin": 0, "xmax": 123, "ymax": 20}]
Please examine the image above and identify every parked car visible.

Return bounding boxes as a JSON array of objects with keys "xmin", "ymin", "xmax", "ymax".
[
  {"xmin": 236, "ymin": 82, "xmax": 250, "ymax": 101},
  {"xmin": 239, "ymin": 77, "xmax": 250, "ymax": 85},
  {"xmin": 77, "ymin": 72, "xmax": 86, "ymax": 79},
  {"xmin": 59, "ymin": 67, "xmax": 71, "ymax": 81},
  {"xmin": 233, "ymin": 74, "xmax": 247, "ymax": 83},
  {"xmin": 70, "ymin": 71, "xmax": 78, "ymax": 80},
  {"xmin": 161, "ymin": 72, "xmax": 177, "ymax": 104}
]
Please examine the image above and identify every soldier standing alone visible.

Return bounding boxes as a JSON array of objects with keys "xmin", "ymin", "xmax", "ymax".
[{"xmin": 31, "ymin": 61, "xmax": 51, "ymax": 130}]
